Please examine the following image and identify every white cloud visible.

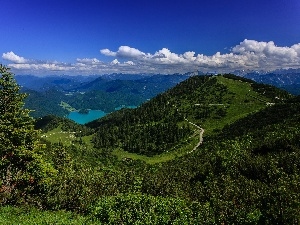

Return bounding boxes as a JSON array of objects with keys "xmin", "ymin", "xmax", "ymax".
[
  {"xmin": 124, "ymin": 60, "xmax": 135, "ymax": 65},
  {"xmin": 117, "ymin": 46, "xmax": 145, "ymax": 58},
  {"xmin": 3, "ymin": 39, "xmax": 300, "ymax": 75},
  {"xmin": 183, "ymin": 51, "xmax": 196, "ymax": 60},
  {"xmin": 292, "ymin": 43, "xmax": 300, "ymax": 55},
  {"xmin": 100, "ymin": 49, "xmax": 116, "ymax": 57},
  {"xmin": 152, "ymin": 48, "xmax": 186, "ymax": 64},
  {"xmin": 111, "ymin": 59, "xmax": 120, "ymax": 65},
  {"xmin": 2, "ymin": 51, "xmax": 28, "ymax": 63},
  {"xmin": 101, "ymin": 40, "xmax": 300, "ymax": 72},
  {"xmin": 76, "ymin": 58, "xmax": 103, "ymax": 65},
  {"xmin": 100, "ymin": 46, "xmax": 146, "ymax": 58},
  {"xmin": 8, "ymin": 63, "xmax": 74, "ymax": 71},
  {"xmin": 233, "ymin": 39, "xmax": 298, "ymax": 60},
  {"xmin": 231, "ymin": 39, "xmax": 300, "ymax": 69}
]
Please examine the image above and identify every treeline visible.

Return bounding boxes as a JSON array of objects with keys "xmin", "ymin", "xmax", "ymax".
[{"xmin": 93, "ymin": 121, "xmax": 192, "ymax": 155}]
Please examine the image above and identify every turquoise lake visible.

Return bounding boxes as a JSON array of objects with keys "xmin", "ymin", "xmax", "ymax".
[
  {"xmin": 67, "ymin": 110, "xmax": 107, "ymax": 124},
  {"xmin": 67, "ymin": 106, "xmax": 137, "ymax": 124}
]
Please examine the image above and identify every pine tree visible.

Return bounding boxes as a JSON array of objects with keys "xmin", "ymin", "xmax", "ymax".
[{"xmin": 0, "ymin": 65, "xmax": 55, "ymax": 205}]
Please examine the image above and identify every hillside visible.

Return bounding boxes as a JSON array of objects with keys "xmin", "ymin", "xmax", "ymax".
[
  {"xmin": 86, "ymin": 74, "xmax": 291, "ymax": 156},
  {"xmin": 137, "ymin": 95, "xmax": 300, "ymax": 224},
  {"xmin": 2, "ymin": 67, "xmax": 299, "ymax": 224},
  {"xmin": 37, "ymin": 74, "xmax": 299, "ymax": 223}
]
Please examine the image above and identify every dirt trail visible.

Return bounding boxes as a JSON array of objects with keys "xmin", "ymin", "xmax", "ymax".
[{"xmin": 185, "ymin": 118, "xmax": 204, "ymax": 153}]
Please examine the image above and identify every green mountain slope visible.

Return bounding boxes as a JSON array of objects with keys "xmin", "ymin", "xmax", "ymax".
[
  {"xmin": 139, "ymin": 96, "xmax": 300, "ymax": 224},
  {"xmin": 86, "ymin": 74, "xmax": 291, "ymax": 157}
]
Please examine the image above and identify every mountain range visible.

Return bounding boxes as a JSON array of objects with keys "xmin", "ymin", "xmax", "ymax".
[
  {"xmin": 16, "ymin": 73, "xmax": 189, "ymax": 118},
  {"xmin": 16, "ymin": 70, "xmax": 300, "ymax": 119},
  {"xmin": 244, "ymin": 72, "xmax": 300, "ymax": 95}
]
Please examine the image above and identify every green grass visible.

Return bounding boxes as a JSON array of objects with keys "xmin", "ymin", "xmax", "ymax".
[
  {"xmin": 41, "ymin": 127, "xmax": 77, "ymax": 145},
  {"xmin": 41, "ymin": 127, "xmax": 94, "ymax": 148},
  {"xmin": 0, "ymin": 206, "xmax": 94, "ymax": 225},
  {"xmin": 200, "ymin": 76, "xmax": 269, "ymax": 134}
]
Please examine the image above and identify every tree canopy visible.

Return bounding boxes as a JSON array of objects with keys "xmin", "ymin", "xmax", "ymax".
[{"xmin": 0, "ymin": 65, "xmax": 55, "ymax": 205}]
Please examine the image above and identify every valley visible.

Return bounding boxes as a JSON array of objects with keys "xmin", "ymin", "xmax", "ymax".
[
  {"xmin": 17, "ymin": 73, "xmax": 190, "ymax": 118},
  {"xmin": 36, "ymin": 74, "xmax": 292, "ymax": 162}
]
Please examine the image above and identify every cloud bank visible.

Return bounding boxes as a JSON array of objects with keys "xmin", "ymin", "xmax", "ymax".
[
  {"xmin": 2, "ymin": 39, "xmax": 300, "ymax": 75},
  {"xmin": 2, "ymin": 51, "xmax": 28, "ymax": 64}
]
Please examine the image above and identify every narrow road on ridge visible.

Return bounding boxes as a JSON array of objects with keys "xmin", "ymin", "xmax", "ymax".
[{"xmin": 185, "ymin": 118, "xmax": 204, "ymax": 153}]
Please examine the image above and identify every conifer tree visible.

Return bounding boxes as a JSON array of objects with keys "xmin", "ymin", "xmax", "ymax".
[{"xmin": 0, "ymin": 65, "xmax": 55, "ymax": 205}]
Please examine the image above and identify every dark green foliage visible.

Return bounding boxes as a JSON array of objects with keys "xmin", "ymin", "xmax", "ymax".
[
  {"xmin": 139, "ymin": 98, "xmax": 300, "ymax": 224},
  {"xmin": 22, "ymin": 88, "xmax": 69, "ymax": 118},
  {"xmin": 92, "ymin": 121, "xmax": 192, "ymax": 156},
  {"xmin": 90, "ymin": 193, "xmax": 215, "ymax": 224},
  {"xmin": 88, "ymin": 74, "xmax": 287, "ymax": 156},
  {"xmin": 0, "ymin": 206, "xmax": 92, "ymax": 224},
  {"xmin": 0, "ymin": 65, "xmax": 55, "ymax": 205}
]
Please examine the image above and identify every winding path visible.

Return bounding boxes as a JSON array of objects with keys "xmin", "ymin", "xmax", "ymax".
[{"xmin": 185, "ymin": 118, "xmax": 204, "ymax": 153}]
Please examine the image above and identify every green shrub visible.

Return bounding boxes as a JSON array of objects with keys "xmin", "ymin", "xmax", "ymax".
[{"xmin": 90, "ymin": 193, "xmax": 215, "ymax": 224}]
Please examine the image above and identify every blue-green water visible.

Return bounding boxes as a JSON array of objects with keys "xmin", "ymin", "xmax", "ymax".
[
  {"xmin": 67, "ymin": 106, "xmax": 137, "ymax": 124},
  {"xmin": 67, "ymin": 110, "xmax": 107, "ymax": 124}
]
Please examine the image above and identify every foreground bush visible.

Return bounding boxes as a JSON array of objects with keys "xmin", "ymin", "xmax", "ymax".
[{"xmin": 90, "ymin": 193, "xmax": 216, "ymax": 224}]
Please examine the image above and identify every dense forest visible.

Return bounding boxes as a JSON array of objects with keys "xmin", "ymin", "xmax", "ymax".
[{"xmin": 1, "ymin": 65, "xmax": 299, "ymax": 224}]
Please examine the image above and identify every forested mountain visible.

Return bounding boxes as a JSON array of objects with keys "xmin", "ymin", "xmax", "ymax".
[
  {"xmin": 86, "ymin": 74, "xmax": 291, "ymax": 156},
  {"xmin": 1, "ymin": 66, "xmax": 300, "ymax": 224},
  {"xmin": 17, "ymin": 74, "xmax": 189, "ymax": 118}
]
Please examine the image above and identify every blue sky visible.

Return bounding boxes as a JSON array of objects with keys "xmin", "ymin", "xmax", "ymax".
[{"xmin": 1, "ymin": 0, "xmax": 300, "ymax": 75}]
